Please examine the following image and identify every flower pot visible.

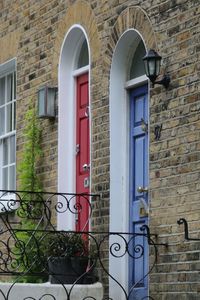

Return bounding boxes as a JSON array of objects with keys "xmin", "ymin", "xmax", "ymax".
[
  {"xmin": 48, "ymin": 256, "xmax": 88, "ymax": 284},
  {"xmin": 71, "ymin": 256, "xmax": 88, "ymax": 282}
]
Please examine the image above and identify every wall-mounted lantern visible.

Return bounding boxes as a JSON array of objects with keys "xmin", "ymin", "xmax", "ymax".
[
  {"xmin": 143, "ymin": 49, "xmax": 170, "ymax": 89},
  {"xmin": 38, "ymin": 86, "xmax": 57, "ymax": 119}
]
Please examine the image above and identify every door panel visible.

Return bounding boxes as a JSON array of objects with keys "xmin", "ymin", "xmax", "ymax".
[
  {"xmin": 134, "ymin": 136, "xmax": 145, "ymax": 194},
  {"xmin": 76, "ymin": 73, "xmax": 89, "ymax": 232},
  {"xmin": 129, "ymin": 84, "xmax": 149, "ymax": 299},
  {"xmin": 80, "ymin": 82, "xmax": 88, "ymax": 107},
  {"xmin": 79, "ymin": 118, "xmax": 89, "ymax": 173},
  {"xmin": 132, "ymin": 224, "xmax": 145, "ymax": 286}
]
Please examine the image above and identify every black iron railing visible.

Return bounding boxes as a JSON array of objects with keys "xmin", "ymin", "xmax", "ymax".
[{"xmin": 0, "ymin": 190, "xmax": 160, "ymax": 300}]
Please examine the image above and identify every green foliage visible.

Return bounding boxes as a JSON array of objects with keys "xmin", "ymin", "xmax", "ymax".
[
  {"xmin": 15, "ymin": 104, "xmax": 46, "ymax": 283},
  {"xmin": 18, "ymin": 106, "xmax": 43, "ymax": 192},
  {"xmin": 41, "ymin": 232, "xmax": 87, "ymax": 258},
  {"xmin": 14, "ymin": 227, "xmax": 47, "ymax": 283}
]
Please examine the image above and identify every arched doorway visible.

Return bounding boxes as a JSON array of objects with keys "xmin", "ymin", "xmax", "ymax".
[
  {"xmin": 58, "ymin": 26, "xmax": 90, "ymax": 231},
  {"xmin": 109, "ymin": 30, "xmax": 149, "ymax": 299}
]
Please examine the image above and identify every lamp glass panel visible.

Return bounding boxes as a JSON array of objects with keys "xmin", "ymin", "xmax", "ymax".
[
  {"xmin": 47, "ymin": 88, "xmax": 55, "ymax": 117},
  {"xmin": 148, "ymin": 58, "xmax": 156, "ymax": 77},
  {"xmin": 155, "ymin": 59, "xmax": 161, "ymax": 77},
  {"xmin": 38, "ymin": 88, "xmax": 46, "ymax": 117},
  {"xmin": 143, "ymin": 60, "xmax": 149, "ymax": 77}
]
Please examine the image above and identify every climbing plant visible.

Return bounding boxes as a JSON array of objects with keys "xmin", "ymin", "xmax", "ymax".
[
  {"xmin": 15, "ymin": 103, "xmax": 46, "ymax": 283},
  {"xmin": 18, "ymin": 105, "xmax": 42, "ymax": 192}
]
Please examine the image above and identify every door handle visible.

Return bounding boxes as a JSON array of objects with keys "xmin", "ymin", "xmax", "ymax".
[
  {"xmin": 137, "ymin": 186, "xmax": 148, "ymax": 193},
  {"xmin": 83, "ymin": 163, "xmax": 90, "ymax": 171}
]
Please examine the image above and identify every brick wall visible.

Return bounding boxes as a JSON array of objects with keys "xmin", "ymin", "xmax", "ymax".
[
  {"xmin": 1, "ymin": 0, "xmax": 200, "ymax": 298},
  {"xmin": 149, "ymin": 2, "xmax": 200, "ymax": 298}
]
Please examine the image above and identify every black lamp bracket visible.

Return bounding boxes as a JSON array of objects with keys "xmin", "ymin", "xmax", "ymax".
[
  {"xmin": 153, "ymin": 75, "xmax": 170, "ymax": 89},
  {"xmin": 153, "ymin": 74, "xmax": 170, "ymax": 89}
]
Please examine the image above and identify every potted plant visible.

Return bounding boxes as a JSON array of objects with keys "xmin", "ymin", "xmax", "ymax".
[{"xmin": 41, "ymin": 231, "xmax": 97, "ymax": 284}]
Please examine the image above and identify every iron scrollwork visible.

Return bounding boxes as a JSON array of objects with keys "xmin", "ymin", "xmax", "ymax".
[{"xmin": 0, "ymin": 190, "xmax": 161, "ymax": 300}]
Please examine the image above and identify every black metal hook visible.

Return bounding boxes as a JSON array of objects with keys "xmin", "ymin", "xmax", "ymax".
[
  {"xmin": 177, "ymin": 218, "xmax": 200, "ymax": 241},
  {"xmin": 140, "ymin": 224, "xmax": 168, "ymax": 247}
]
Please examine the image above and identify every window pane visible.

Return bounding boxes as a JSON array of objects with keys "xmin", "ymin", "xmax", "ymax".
[
  {"xmin": 13, "ymin": 101, "xmax": 16, "ymax": 130},
  {"xmin": 6, "ymin": 103, "xmax": 12, "ymax": 132},
  {"xmin": 14, "ymin": 72, "xmax": 16, "ymax": 99},
  {"xmin": 10, "ymin": 135, "xmax": 15, "ymax": 164},
  {"xmin": 9, "ymin": 165, "xmax": 15, "ymax": 189},
  {"xmin": 7, "ymin": 74, "xmax": 12, "ymax": 102},
  {"xmin": 130, "ymin": 40, "xmax": 146, "ymax": 80},
  {"xmin": 2, "ymin": 168, "xmax": 8, "ymax": 189},
  {"xmin": 0, "ymin": 77, "xmax": 5, "ymax": 105},
  {"xmin": 77, "ymin": 39, "xmax": 89, "ymax": 68},
  {"xmin": 3, "ymin": 138, "xmax": 8, "ymax": 165},
  {"xmin": 0, "ymin": 170, "xmax": 1, "ymax": 190},
  {"xmin": 0, "ymin": 106, "xmax": 5, "ymax": 135}
]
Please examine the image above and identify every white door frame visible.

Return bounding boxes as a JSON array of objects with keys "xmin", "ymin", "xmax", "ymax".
[
  {"xmin": 58, "ymin": 25, "xmax": 90, "ymax": 230},
  {"xmin": 109, "ymin": 29, "xmax": 148, "ymax": 298}
]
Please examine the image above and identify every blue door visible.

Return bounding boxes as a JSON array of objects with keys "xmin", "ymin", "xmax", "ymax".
[{"xmin": 129, "ymin": 84, "xmax": 149, "ymax": 299}]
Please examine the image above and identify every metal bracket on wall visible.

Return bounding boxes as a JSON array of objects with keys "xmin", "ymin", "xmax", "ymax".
[
  {"xmin": 177, "ymin": 218, "xmax": 200, "ymax": 241},
  {"xmin": 154, "ymin": 124, "xmax": 162, "ymax": 141},
  {"xmin": 140, "ymin": 224, "xmax": 168, "ymax": 247}
]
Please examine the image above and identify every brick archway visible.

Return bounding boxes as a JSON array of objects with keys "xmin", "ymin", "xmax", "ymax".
[
  {"xmin": 52, "ymin": 0, "xmax": 100, "ymax": 77},
  {"xmin": 106, "ymin": 6, "xmax": 157, "ymax": 63}
]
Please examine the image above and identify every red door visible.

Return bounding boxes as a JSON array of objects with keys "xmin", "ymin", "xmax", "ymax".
[{"xmin": 76, "ymin": 73, "xmax": 90, "ymax": 231}]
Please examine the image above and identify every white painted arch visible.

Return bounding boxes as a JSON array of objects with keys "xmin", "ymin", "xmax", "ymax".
[
  {"xmin": 109, "ymin": 29, "xmax": 148, "ymax": 298},
  {"xmin": 58, "ymin": 25, "xmax": 90, "ymax": 230}
]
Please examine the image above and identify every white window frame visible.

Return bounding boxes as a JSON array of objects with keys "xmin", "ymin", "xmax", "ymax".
[{"xmin": 0, "ymin": 59, "xmax": 17, "ymax": 212}]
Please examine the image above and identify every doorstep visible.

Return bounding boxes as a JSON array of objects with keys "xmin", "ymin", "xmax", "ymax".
[{"xmin": 0, "ymin": 281, "xmax": 103, "ymax": 300}]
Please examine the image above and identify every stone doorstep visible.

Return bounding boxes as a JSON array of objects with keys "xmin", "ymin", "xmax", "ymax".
[{"xmin": 0, "ymin": 282, "xmax": 103, "ymax": 300}]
